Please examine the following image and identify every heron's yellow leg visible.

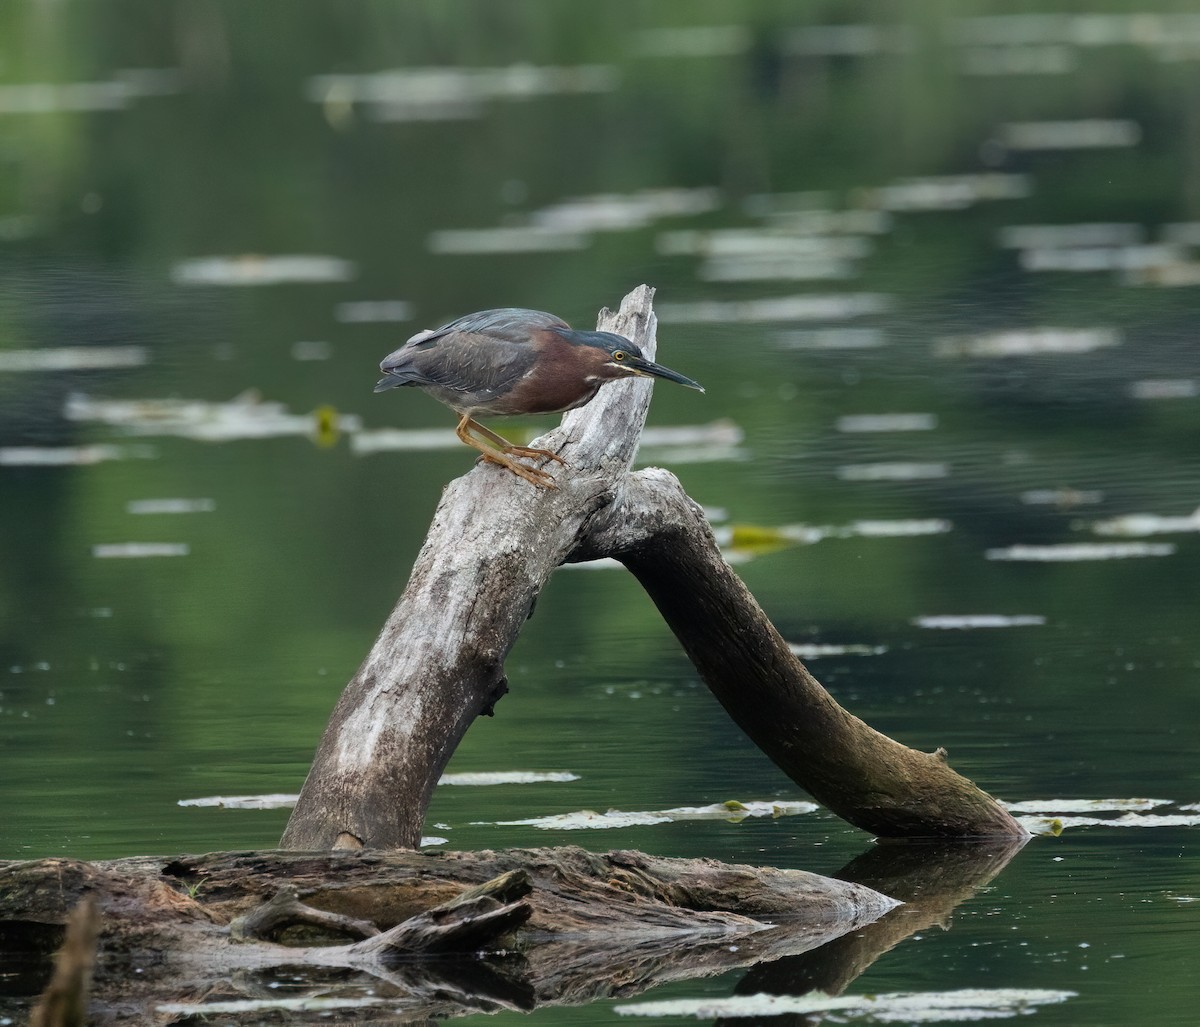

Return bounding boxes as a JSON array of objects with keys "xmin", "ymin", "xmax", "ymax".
[
  {"xmin": 462, "ymin": 418, "xmax": 568, "ymax": 467},
  {"xmin": 454, "ymin": 415, "xmax": 558, "ymax": 488}
]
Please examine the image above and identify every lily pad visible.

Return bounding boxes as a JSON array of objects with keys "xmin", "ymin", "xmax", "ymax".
[{"xmin": 614, "ymin": 986, "xmax": 1076, "ymax": 1021}]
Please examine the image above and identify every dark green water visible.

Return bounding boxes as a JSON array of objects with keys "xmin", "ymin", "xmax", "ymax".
[{"xmin": 3, "ymin": 3, "xmax": 1200, "ymax": 1024}]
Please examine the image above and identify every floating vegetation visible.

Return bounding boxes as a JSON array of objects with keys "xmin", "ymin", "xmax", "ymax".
[
  {"xmin": 788, "ymin": 643, "xmax": 888, "ymax": 659},
  {"xmin": 495, "ymin": 810, "xmax": 673, "ymax": 830},
  {"xmin": 439, "ymin": 771, "xmax": 580, "ymax": 786},
  {"xmin": 178, "ymin": 794, "xmax": 298, "ymax": 810},
  {"xmin": 307, "ymin": 64, "xmax": 619, "ymax": 122},
  {"xmin": 986, "ymin": 542, "xmax": 1175, "ymax": 561},
  {"xmin": 0, "ymin": 69, "xmax": 180, "ymax": 114},
  {"xmin": 531, "ymin": 188, "xmax": 721, "ymax": 233},
  {"xmin": 335, "ymin": 299, "xmax": 413, "ymax": 323},
  {"xmin": 775, "ymin": 327, "xmax": 887, "ymax": 350},
  {"xmin": 428, "ymin": 226, "xmax": 589, "ymax": 254},
  {"xmin": 179, "ymin": 772, "xmax": 577, "ymax": 810},
  {"xmin": 170, "ymin": 255, "xmax": 355, "ymax": 286},
  {"xmin": 999, "ymin": 119, "xmax": 1141, "ymax": 151},
  {"xmin": 0, "ymin": 345, "xmax": 147, "ymax": 372},
  {"xmin": 1021, "ymin": 243, "xmax": 1180, "ymax": 273},
  {"xmin": 836, "ymin": 462, "xmax": 948, "ymax": 481},
  {"xmin": 93, "ymin": 542, "xmax": 189, "ymax": 559},
  {"xmin": 614, "ymin": 987, "xmax": 1076, "ymax": 1021},
  {"xmin": 934, "ymin": 327, "xmax": 1119, "ymax": 357},
  {"xmin": 1090, "ymin": 508, "xmax": 1200, "ymax": 537},
  {"xmin": 1023, "ymin": 812, "xmax": 1200, "ymax": 835},
  {"xmin": 997, "ymin": 222, "xmax": 1142, "ymax": 249},
  {"xmin": 638, "ymin": 420, "xmax": 748, "ymax": 464},
  {"xmin": 126, "ymin": 498, "xmax": 216, "ymax": 515},
  {"xmin": 698, "ymin": 253, "xmax": 860, "ymax": 282},
  {"xmin": 65, "ymin": 391, "xmax": 362, "ymax": 444},
  {"xmin": 0, "ymin": 444, "xmax": 142, "ymax": 467},
  {"xmin": 915, "ymin": 614, "xmax": 1045, "ymax": 629},
  {"xmin": 1129, "ymin": 379, "xmax": 1199, "ymax": 400},
  {"xmin": 637, "ymin": 446, "xmax": 748, "ymax": 465},
  {"xmin": 836, "ymin": 413, "xmax": 937, "ymax": 432},
  {"xmin": 1161, "ymin": 222, "xmax": 1200, "ymax": 246},
  {"xmin": 658, "ymin": 293, "xmax": 889, "ymax": 324},
  {"xmin": 488, "ymin": 799, "xmax": 817, "ymax": 831},
  {"xmin": 1127, "ymin": 261, "xmax": 1200, "ymax": 287},
  {"xmin": 862, "ymin": 172, "xmax": 1032, "ymax": 211},
  {"xmin": 350, "ymin": 421, "xmax": 745, "ymax": 460},
  {"xmin": 312, "ymin": 405, "xmax": 342, "ymax": 448},
  {"xmin": 847, "ymin": 519, "xmax": 952, "ymax": 537},
  {"xmin": 786, "ymin": 211, "xmax": 892, "ymax": 238},
  {"xmin": 351, "ymin": 427, "xmax": 460, "ymax": 454},
  {"xmin": 951, "ymin": 12, "xmax": 1200, "ymax": 53},
  {"xmin": 743, "ymin": 197, "xmax": 892, "ymax": 236},
  {"xmin": 715, "ymin": 518, "xmax": 951, "ymax": 558},
  {"xmin": 714, "ymin": 523, "xmax": 817, "ymax": 556},
  {"xmin": 1005, "ymin": 798, "xmax": 1170, "ymax": 814},
  {"xmin": 1020, "ymin": 488, "xmax": 1104, "ymax": 507},
  {"xmin": 658, "ymin": 228, "xmax": 871, "ymax": 282}
]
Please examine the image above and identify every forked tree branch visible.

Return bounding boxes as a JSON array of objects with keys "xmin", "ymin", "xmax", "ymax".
[{"xmin": 281, "ymin": 285, "xmax": 1024, "ymax": 851}]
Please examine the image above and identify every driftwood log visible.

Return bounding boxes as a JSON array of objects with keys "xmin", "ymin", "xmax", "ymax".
[
  {"xmin": 1, "ymin": 845, "xmax": 907, "ymax": 1023},
  {"xmin": 0, "ymin": 837, "xmax": 1028, "ymax": 1023},
  {"xmin": 281, "ymin": 284, "xmax": 1025, "ymax": 850}
]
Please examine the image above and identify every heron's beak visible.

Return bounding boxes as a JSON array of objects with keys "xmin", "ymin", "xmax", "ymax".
[
  {"xmin": 626, "ymin": 355, "xmax": 705, "ymax": 393},
  {"xmin": 374, "ymin": 373, "xmax": 401, "ymax": 393}
]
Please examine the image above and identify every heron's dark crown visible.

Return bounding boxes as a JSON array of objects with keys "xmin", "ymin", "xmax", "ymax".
[{"xmin": 553, "ymin": 328, "xmax": 640, "ymax": 357}]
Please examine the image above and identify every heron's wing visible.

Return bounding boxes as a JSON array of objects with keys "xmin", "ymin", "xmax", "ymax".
[
  {"xmin": 420, "ymin": 308, "xmax": 569, "ymax": 344},
  {"xmin": 379, "ymin": 309, "xmax": 568, "ymax": 395}
]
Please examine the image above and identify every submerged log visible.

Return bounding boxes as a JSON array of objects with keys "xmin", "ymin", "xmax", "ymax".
[
  {"xmin": 0, "ymin": 845, "xmax": 899, "ymax": 1023},
  {"xmin": 282, "ymin": 285, "xmax": 1024, "ymax": 850}
]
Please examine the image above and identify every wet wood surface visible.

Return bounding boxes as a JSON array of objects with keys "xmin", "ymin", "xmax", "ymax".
[{"xmin": 1, "ymin": 844, "xmax": 900, "ymax": 1023}]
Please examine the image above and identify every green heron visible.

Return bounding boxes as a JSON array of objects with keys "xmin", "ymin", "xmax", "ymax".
[{"xmin": 374, "ymin": 307, "xmax": 704, "ymax": 487}]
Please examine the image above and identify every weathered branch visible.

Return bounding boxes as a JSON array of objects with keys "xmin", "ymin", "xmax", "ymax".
[
  {"xmin": 229, "ymin": 886, "xmax": 380, "ymax": 942},
  {"xmin": 344, "ymin": 868, "xmax": 533, "ymax": 956},
  {"xmin": 576, "ymin": 471, "xmax": 1023, "ymax": 837},
  {"xmin": 281, "ymin": 288, "xmax": 663, "ymax": 851},
  {"xmin": 281, "ymin": 285, "xmax": 1024, "ymax": 850}
]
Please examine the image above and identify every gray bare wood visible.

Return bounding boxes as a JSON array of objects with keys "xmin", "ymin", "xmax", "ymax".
[{"xmin": 281, "ymin": 284, "xmax": 1024, "ymax": 850}]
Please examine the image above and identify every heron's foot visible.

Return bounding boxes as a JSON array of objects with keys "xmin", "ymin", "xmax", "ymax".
[
  {"xmin": 456, "ymin": 415, "xmax": 566, "ymax": 487},
  {"xmin": 501, "ymin": 444, "xmax": 569, "ymax": 468},
  {"xmin": 479, "ymin": 451, "xmax": 558, "ymax": 489}
]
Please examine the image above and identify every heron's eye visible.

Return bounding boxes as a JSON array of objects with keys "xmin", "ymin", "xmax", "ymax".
[{"xmin": 612, "ymin": 350, "xmax": 627, "ymax": 361}]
